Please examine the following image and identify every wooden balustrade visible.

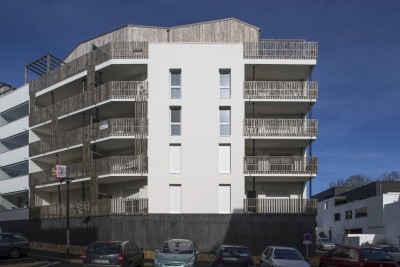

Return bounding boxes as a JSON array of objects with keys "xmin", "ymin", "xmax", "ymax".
[
  {"xmin": 244, "ymin": 40, "xmax": 318, "ymax": 60},
  {"xmin": 243, "ymin": 81, "xmax": 318, "ymax": 100},
  {"xmin": 30, "ymin": 81, "xmax": 148, "ymax": 126},
  {"xmin": 244, "ymin": 118, "xmax": 318, "ymax": 137},
  {"xmin": 243, "ymin": 198, "xmax": 317, "ymax": 214},
  {"xmin": 244, "ymin": 156, "xmax": 317, "ymax": 175},
  {"xmin": 30, "ymin": 198, "xmax": 148, "ymax": 219}
]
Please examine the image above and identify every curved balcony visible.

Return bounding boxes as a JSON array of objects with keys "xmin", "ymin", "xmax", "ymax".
[
  {"xmin": 244, "ymin": 156, "xmax": 317, "ymax": 175},
  {"xmin": 244, "ymin": 118, "xmax": 317, "ymax": 138},
  {"xmin": 30, "ymin": 155, "xmax": 148, "ymax": 186},
  {"xmin": 244, "ymin": 81, "xmax": 318, "ymax": 100},
  {"xmin": 30, "ymin": 118, "xmax": 147, "ymax": 157},
  {"xmin": 30, "ymin": 81, "xmax": 148, "ymax": 127}
]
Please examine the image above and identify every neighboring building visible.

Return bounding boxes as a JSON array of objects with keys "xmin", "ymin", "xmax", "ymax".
[
  {"xmin": 0, "ymin": 82, "xmax": 30, "ymax": 221},
  {"xmin": 26, "ymin": 18, "xmax": 318, "ymax": 217},
  {"xmin": 314, "ymin": 181, "xmax": 400, "ymax": 246}
]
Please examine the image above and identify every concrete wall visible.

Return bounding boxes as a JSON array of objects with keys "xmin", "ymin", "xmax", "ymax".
[
  {"xmin": 384, "ymin": 201, "xmax": 400, "ymax": 247},
  {"xmin": 0, "ymin": 214, "xmax": 315, "ymax": 256}
]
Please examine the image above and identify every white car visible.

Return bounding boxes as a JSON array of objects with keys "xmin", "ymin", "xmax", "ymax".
[{"xmin": 260, "ymin": 246, "xmax": 310, "ymax": 267}]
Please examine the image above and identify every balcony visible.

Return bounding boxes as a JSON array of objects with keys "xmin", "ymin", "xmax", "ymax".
[
  {"xmin": 31, "ymin": 155, "xmax": 148, "ymax": 186},
  {"xmin": 244, "ymin": 119, "xmax": 317, "ymax": 138},
  {"xmin": 244, "ymin": 156, "xmax": 317, "ymax": 175},
  {"xmin": 30, "ymin": 81, "xmax": 148, "ymax": 127},
  {"xmin": 30, "ymin": 42, "xmax": 149, "ymax": 94},
  {"xmin": 30, "ymin": 198, "xmax": 148, "ymax": 220},
  {"xmin": 30, "ymin": 118, "xmax": 147, "ymax": 157},
  {"xmin": 243, "ymin": 40, "xmax": 318, "ymax": 60},
  {"xmin": 243, "ymin": 198, "xmax": 317, "ymax": 215},
  {"xmin": 243, "ymin": 81, "xmax": 318, "ymax": 100}
]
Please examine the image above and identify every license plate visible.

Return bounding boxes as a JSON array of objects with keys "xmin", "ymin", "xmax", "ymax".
[{"xmin": 93, "ymin": 259, "xmax": 110, "ymax": 264}]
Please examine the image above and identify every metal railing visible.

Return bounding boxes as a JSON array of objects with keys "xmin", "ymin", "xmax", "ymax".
[
  {"xmin": 244, "ymin": 119, "xmax": 318, "ymax": 137},
  {"xmin": 244, "ymin": 156, "xmax": 317, "ymax": 175},
  {"xmin": 30, "ymin": 81, "xmax": 148, "ymax": 126},
  {"xmin": 243, "ymin": 81, "xmax": 318, "ymax": 100},
  {"xmin": 244, "ymin": 198, "xmax": 317, "ymax": 214},
  {"xmin": 30, "ymin": 198, "xmax": 148, "ymax": 219},
  {"xmin": 30, "ymin": 42, "xmax": 148, "ymax": 94},
  {"xmin": 29, "ymin": 118, "xmax": 148, "ymax": 156},
  {"xmin": 244, "ymin": 40, "xmax": 318, "ymax": 60},
  {"xmin": 30, "ymin": 155, "xmax": 148, "ymax": 186}
]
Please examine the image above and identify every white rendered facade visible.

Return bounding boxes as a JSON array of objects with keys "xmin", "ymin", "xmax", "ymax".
[{"xmin": 27, "ymin": 19, "xmax": 318, "ymax": 217}]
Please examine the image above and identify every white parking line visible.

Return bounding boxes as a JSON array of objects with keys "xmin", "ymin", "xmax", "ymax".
[
  {"xmin": 0, "ymin": 257, "xmax": 33, "ymax": 262},
  {"xmin": 40, "ymin": 262, "xmax": 61, "ymax": 267}
]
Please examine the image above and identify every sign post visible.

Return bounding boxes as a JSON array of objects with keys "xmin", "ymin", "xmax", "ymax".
[{"xmin": 303, "ymin": 233, "xmax": 312, "ymax": 260}]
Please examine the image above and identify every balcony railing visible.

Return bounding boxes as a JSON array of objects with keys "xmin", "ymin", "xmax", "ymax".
[
  {"xmin": 244, "ymin": 119, "xmax": 318, "ymax": 138},
  {"xmin": 31, "ymin": 155, "xmax": 148, "ymax": 186},
  {"xmin": 244, "ymin": 156, "xmax": 317, "ymax": 175},
  {"xmin": 30, "ymin": 118, "xmax": 147, "ymax": 157},
  {"xmin": 30, "ymin": 81, "xmax": 148, "ymax": 126},
  {"xmin": 243, "ymin": 81, "xmax": 318, "ymax": 100},
  {"xmin": 243, "ymin": 40, "xmax": 318, "ymax": 60},
  {"xmin": 30, "ymin": 198, "xmax": 148, "ymax": 219},
  {"xmin": 244, "ymin": 198, "xmax": 317, "ymax": 215},
  {"xmin": 30, "ymin": 42, "xmax": 148, "ymax": 94}
]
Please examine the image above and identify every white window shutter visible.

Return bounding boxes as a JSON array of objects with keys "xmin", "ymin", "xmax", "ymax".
[
  {"xmin": 170, "ymin": 185, "xmax": 181, "ymax": 213},
  {"xmin": 219, "ymin": 145, "xmax": 231, "ymax": 173},
  {"xmin": 219, "ymin": 185, "xmax": 231, "ymax": 214},
  {"xmin": 170, "ymin": 145, "xmax": 181, "ymax": 173}
]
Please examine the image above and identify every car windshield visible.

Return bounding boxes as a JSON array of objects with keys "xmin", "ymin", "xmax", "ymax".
[
  {"xmin": 383, "ymin": 247, "xmax": 400, "ymax": 253},
  {"xmin": 88, "ymin": 243, "xmax": 121, "ymax": 254},
  {"xmin": 161, "ymin": 241, "xmax": 193, "ymax": 254},
  {"xmin": 273, "ymin": 249, "xmax": 303, "ymax": 260},
  {"xmin": 360, "ymin": 249, "xmax": 393, "ymax": 261},
  {"xmin": 220, "ymin": 247, "xmax": 251, "ymax": 258}
]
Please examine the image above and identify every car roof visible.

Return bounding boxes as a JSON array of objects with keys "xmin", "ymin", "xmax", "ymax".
[
  {"xmin": 220, "ymin": 244, "xmax": 249, "ymax": 249},
  {"xmin": 336, "ymin": 245, "xmax": 383, "ymax": 250},
  {"xmin": 268, "ymin": 246, "xmax": 298, "ymax": 250},
  {"xmin": 166, "ymin": 239, "xmax": 192, "ymax": 243},
  {"xmin": 90, "ymin": 241, "xmax": 126, "ymax": 245}
]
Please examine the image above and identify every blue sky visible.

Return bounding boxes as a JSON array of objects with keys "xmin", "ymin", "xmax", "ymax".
[{"xmin": 1, "ymin": 0, "xmax": 399, "ymax": 194}]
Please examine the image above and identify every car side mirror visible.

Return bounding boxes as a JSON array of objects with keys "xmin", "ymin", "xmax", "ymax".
[
  {"xmin": 155, "ymin": 249, "xmax": 159, "ymax": 253},
  {"xmin": 196, "ymin": 251, "xmax": 200, "ymax": 255}
]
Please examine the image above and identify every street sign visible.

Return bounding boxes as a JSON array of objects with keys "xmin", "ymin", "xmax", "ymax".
[
  {"xmin": 303, "ymin": 241, "xmax": 312, "ymax": 245},
  {"xmin": 56, "ymin": 165, "xmax": 67, "ymax": 179},
  {"xmin": 303, "ymin": 233, "xmax": 312, "ymax": 241}
]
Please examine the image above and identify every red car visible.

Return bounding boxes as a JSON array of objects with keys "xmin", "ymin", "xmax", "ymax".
[{"xmin": 319, "ymin": 245, "xmax": 397, "ymax": 267}]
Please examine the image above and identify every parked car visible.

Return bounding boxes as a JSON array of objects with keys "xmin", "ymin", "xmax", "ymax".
[
  {"xmin": 212, "ymin": 244, "xmax": 254, "ymax": 267},
  {"xmin": 316, "ymin": 237, "xmax": 336, "ymax": 251},
  {"xmin": 83, "ymin": 241, "xmax": 144, "ymax": 267},
  {"xmin": 154, "ymin": 239, "xmax": 198, "ymax": 267},
  {"xmin": 0, "ymin": 232, "xmax": 30, "ymax": 259},
  {"xmin": 370, "ymin": 244, "xmax": 400, "ymax": 264},
  {"xmin": 319, "ymin": 245, "xmax": 397, "ymax": 267},
  {"xmin": 260, "ymin": 246, "xmax": 310, "ymax": 267}
]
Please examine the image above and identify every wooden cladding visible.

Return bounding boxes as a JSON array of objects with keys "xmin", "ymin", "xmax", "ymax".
[
  {"xmin": 29, "ymin": 118, "xmax": 148, "ymax": 156},
  {"xmin": 244, "ymin": 40, "xmax": 318, "ymax": 60},
  {"xmin": 30, "ymin": 198, "xmax": 148, "ymax": 219},
  {"xmin": 244, "ymin": 119, "xmax": 318, "ymax": 138},
  {"xmin": 243, "ymin": 81, "xmax": 318, "ymax": 100},
  {"xmin": 243, "ymin": 198, "xmax": 317, "ymax": 214},
  {"xmin": 30, "ymin": 81, "xmax": 147, "ymax": 126},
  {"xmin": 244, "ymin": 156, "xmax": 317, "ymax": 175},
  {"xmin": 31, "ymin": 155, "xmax": 148, "ymax": 186},
  {"xmin": 30, "ymin": 42, "xmax": 149, "ymax": 94}
]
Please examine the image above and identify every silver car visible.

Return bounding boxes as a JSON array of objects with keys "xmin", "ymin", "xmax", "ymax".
[
  {"xmin": 260, "ymin": 246, "xmax": 310, "ymax": 267},
  {"xmin": 316, "ymin": 238, "xmax": 336, "ymax": 251},
  {"xmin": 154, "ymin": 239, "xmax": 199, "ymax": 267}
]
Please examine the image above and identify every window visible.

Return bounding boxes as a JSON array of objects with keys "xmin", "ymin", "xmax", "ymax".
[
  {"xmin": 219, "ymin": 107, "xmax": 231, "ymax": 136},
  {"xmin": 170, "ymin": 69, "xmax": 181, "ymax": 98},
  {"xmin": 355, "ymin": 207, "xmax": 367, "ymax": 218},
  {"xmin": 170, "ymin": 107, "xmax": 181, "ymax": 136},
  {"xmin": 170, "ymin": 144, "xmax": 181, "ymax": 173},
  {"xmin": 219, "ymin": 69, "xmax": 231, "ymax": 98},
  {"xmin": 334, "ymin": 213, "xmax": 341, "ymax": 221},
  {"xmin": 219, "ymin": 144, "xmax": 231, "ymax": 173},
  {"xmin": 324, "ymin": 202, "xmax": 328, "ymax": 210},
  {"xmin": 169, "ymin": 185, "xmax": 181, "ymax": 213},
  {"xmin": 345, "ymin": 210, "xmax": 353, "ymax": 220},
  {"xmin": 219, "ymin": 185, "xmax": 231, "ymax": 214}
]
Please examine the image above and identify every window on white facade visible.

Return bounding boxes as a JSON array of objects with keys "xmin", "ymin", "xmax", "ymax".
[
  {"xmin": 219, "ymin": 69, "xmax": 231, "ymax": 99},
  {"xmin": 170, "ymin": 69, "xmax": 181, "ymax": 99},
  {"xmin": 170, "ymin": 107, "xmax": 181, "ymax": 136},
  {"xmin": 334, "ymin": 213, "xmax": 341, "ymax": 221},
  {"xmin": 355, "ymin": 207, "xmax": 367, "ymax": 218},
  {"xmin": 170, "ymin": 144, "xmax": 181, "ymax": 173},
  {"xmin": 169, "ymin": 185, "xmax": 181, "ymax": 213},
  {"xmin": 219, "ymin": 107, "xmax": 231, "ymax": 136},
  {"xmin": 219, "ymin": 185, "xmax": 231, "ymax": 214},
  {"xmin": 324, "ymin": 202, "xmax": 328, "ymax": 210},
  {"xmin": 219, "ymin": 144, "xmax": 231, "ymax": 173}
]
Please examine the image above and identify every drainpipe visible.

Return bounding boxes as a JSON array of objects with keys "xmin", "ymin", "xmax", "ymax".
[
  {"xmin": 308, "ymin": 67, "xmax": 313, "ymax": 198},
  {"xmin": 252, "ymin": 66, "xmax": 256, "ymax": 198}
]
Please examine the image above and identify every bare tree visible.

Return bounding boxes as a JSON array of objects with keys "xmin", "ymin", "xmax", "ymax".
[
  {"xmin": 329, "ymin": 174, "xmax": 372, "ymax": 187},
  {"xmin": 378, "ymin": 171, "xmax": 400, "ymax": 181}
]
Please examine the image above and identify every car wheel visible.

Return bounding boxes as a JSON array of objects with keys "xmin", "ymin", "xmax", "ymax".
[{"xmin": 9, "ymin": 247, "xmax": 21, "ymax": 259}]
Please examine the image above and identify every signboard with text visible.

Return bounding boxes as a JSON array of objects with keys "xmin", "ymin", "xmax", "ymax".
[{"xmin": 56, "ymin": 165, "xmax": 67, "ymax": 179}]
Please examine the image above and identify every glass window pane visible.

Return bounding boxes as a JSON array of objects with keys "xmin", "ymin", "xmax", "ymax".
[
  {"xmin": 171, "ymin": 88, "xmax": 181, "ymax": 98},
  {"xmin": 220, "ymin": 73, "xmax": 230, "ymax": 87},
  {"xmin": 171, "ymin": 73, "xmax": 181, "ymax": 87},
  {"xmin": 171, "ymin": 125, "xmax": 181, "ymax": 136},
  {"xmin": 220, "ymin": 125, "xmax": 230, "ymax": 136},
  {"xmin": 220, "ymin": 109, "xmax": 230, "ymax": 123},
  {"xmin": 171, "ymin": 109, "xmax": 181, "ymax": 123},
  {"xmin": 220, "ymin": 88, "xmax": 230, "ymax": 99}
]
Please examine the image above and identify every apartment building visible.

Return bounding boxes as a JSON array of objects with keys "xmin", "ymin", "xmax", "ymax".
[
  {"xmin": 0, "ymin": 82, "xmax": 30, "ymax": 221},
  {"xmin": 314, "ymin": 181, "xmax": 400, "ymax": 246},
  {"xmin": 27, "ymin": 18, "xmax": 318, "ymax": 218}
]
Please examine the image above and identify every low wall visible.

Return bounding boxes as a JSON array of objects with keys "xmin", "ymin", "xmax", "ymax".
[{"xmin": 0, "ymin": 214, "xmax": 315, "ymax": 256}]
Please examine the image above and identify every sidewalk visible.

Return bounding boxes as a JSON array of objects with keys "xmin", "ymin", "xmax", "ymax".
[{"xmin": 28, "ymin": 249, "xmax": 83, "ymax": 264}]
